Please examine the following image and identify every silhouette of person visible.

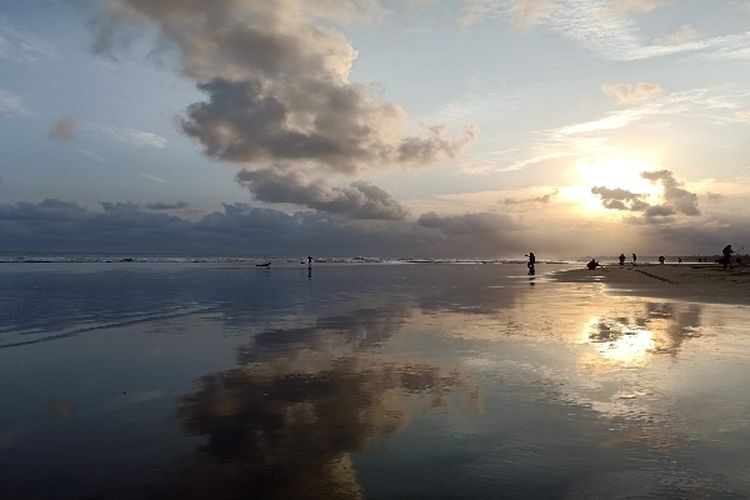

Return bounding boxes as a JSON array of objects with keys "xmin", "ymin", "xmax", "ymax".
[
  {"xmin": 658, "ymin": 255, "xmax": 665, "ymax": 264},
  {"xmin": 618, "ymin": 253, "xmax": 626, "ymax": 266},
  {"xmin": 527, "ymin": 252, "xmax": 536, "ymax": 275},
  {"xmin": 632, "ymin": 253, "xmax": 637, "ymax": 265},
  {"xmin": 586, "ymin": 258, "xmax": 601, "ymax": 270},
  {"xmin": 307, "ymin": 255, "xmax": 313, "ymax": 267},
  {"xmin": 721, "ymin": 244, "xmax": 733, "ymax": 269},
  {"xmin": 678, "ymin": 257, "xmax": 682, "ymax": 264}
]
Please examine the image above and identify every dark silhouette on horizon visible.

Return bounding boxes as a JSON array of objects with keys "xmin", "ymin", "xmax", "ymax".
[
  {"xmin": 632, "ymin": 253, "xmax": 637, "ymax": 265},
  {"xmin": 527, "ymin": 252, "xmax": 536, "ymax": 275},
  {"xmin": 618, "ymin": 254, "xmax": 626, "ymax": 266},
  {"xmin": 721, "ymin": 244, "xmax": 734, "ymax": 269},
  {"xmin": 658, "ymin": 255, "xmax": 665, "ymax": 264}
]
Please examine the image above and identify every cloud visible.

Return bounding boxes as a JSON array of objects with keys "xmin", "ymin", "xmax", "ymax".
[
  {"xmin": 491, "ymin": 87, "xmax": 748, "ymax": 173},
  {"xmin": 592, "ymin": 169, "xmax": 700, "ymax": 218},
  {"xmin": 236, "ymin": 166, "xmax": 409, "ymax": 220},
  {"xmin": 458, "ymin": 0, "xmax": 552, "ymax": 29},
  {"xmin": 641, "ymin": 169, "xmax": 700, "ymax": 216},
  {"xmin": 71, "ymin": 147, "xmax": 107, "ymax": 163},
  {"xmin": 0, "ymin": 87, "xmax": 26, "ymax": 116},
  {"xmin": 656, "ymin": 24, "xmax": 701, "ymax": 46},
  {"xmin": 611, "ymin": 0, "xmax": 666, "ymax": 13},
  {"xmin": 97, "ymin": 125, "xmax": 167, "ymax": 148},
  {"xmin": 601, "ymin": 82, "xmax": 663, "ymax": 103},
  {"xmin": 95, "ymin": 0, "xmax": 471, "ymax": 174},
  {"xmin": 507, "ymin": 0, "xmax": 554, "ymax": 28},
  {"xmin": 145, "ymin": 201, "xmax": 189, "ymax": 211},
  {"xmin": 467, "ymin": 0, "xmax": 750, "ymax": 62},
  {"xmin": 50, "ymin": 117, "xmax": 75, "ymax": 140},
  {"xmin": 0, "ymin": 17, "xmax": 54, "ymax": 62},
  {"xmin": 502, "ymin": 189, "xmax": 559, "ymax": 205},
  {"xmin": 417, "ymin": 211, "xmax": 524, "ymax": 235},
  {"xmin": 179, "ymin": 78, "xmax": 473, "ymax": 172},
  {"xmin": 0, "ymin": 199, "xmax": 532, "ymax": 257},
  {"xmin": 457, "ymin": 0, "xmax": 504, "ymax": 28},
  {"xmin": 590, "ymin": 186, "xmax": 649, "ymax": 211},
  {"xmin": 138, "ymin": 173, "xmax": 166, "ymax": 184}
]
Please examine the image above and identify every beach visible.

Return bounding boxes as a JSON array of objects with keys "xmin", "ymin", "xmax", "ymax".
[
  {"xmin": 557, "ymin": 263, "xmax": 750, "ymax": 304},
  {"xmin": 2, "ymin": 262, "xmax": 750, "ymax": 498}
]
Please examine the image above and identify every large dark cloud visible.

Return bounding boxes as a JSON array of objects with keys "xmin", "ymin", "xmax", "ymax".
[
  {"xmin": 640, "ymin": 170, "xmax": 700, "ymax": 216},
  {"xmin": 145, "ymin": 201, "xmax": 190, "ymax": 211},
  {"xmin": 93, "ymin": 0, "xmax": 474, "ymax": 213},
  {"xmin": 591, "ymin": 169, "xmax": 700, "ymax": 219},
  {"xmin": 0, "ymin": 199, "xmax": 528, "ymax": 257},
  {"xmin": 418, "ymin": 211, "xmax": 524, "ymax": 235},
  {"xmin": 235, "ymin": 166, "xmax": 408, "ymax": 220},
  {"xmin": 590, "ymin": 186, "xmax": 649, "ymax": 211}
]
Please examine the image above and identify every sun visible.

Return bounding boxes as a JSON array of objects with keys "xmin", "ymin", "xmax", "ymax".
[{"xmin": 561, "ymin": 156, "xmax": 663, "ymax": 215}]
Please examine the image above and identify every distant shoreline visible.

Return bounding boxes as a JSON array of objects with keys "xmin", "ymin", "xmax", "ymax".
[{"xmin": 554, "ymin": 264, "xmax": 750, "ymax": 305}]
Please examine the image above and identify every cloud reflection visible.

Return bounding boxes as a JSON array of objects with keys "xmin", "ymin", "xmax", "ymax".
[
  {"xmin": 175, "ymin": 306, "xmax": 474, "ymax": 499},
  {"xmin": 580, "ymin": 301, "xmax": 702, "ymax": 371}
]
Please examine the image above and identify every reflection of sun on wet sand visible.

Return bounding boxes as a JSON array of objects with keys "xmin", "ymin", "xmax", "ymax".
[{"xmin": 557, "ymin": 264, "xmax": 750, "ymax": 304}]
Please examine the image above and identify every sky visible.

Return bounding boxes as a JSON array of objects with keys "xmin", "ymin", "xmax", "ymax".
[{"xmin": 2, "ymin": 0, "xmax": 750, "ymax": 257}]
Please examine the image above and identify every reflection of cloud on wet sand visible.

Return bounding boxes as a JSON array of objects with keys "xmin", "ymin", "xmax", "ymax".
[
  {"xmin": 237, "ymin": 305, "xmax": 414, "ymax": 370},
  {"xmin": 579, "ymin": 301, "xmax": 702, "ymax": 371},
  {"xmin": 175, "ymin": 301, "xmax": 476, "ymax": 499},
  {"xmin": 176, "ymin": 357, "xmax": 470, "ymax": 499}
]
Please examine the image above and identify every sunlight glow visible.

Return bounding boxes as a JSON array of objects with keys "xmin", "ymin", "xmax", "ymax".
[
  {"xmin": 565, "ymin": 156, "xmax": 663, "ymax": 215},
  {"xmin": 580, "ymin": 317, "xmax": 655, "ymax": 366}
]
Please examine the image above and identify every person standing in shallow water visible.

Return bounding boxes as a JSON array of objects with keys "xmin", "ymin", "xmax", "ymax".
[
  {"xmin": 527, "ymin": 252, "xmax": 536, "ymax": 275},
  {"xmin": 632, "ymin": 253, "xmax": 637, "ymax": 265},
  {"xmin": 619, "ymin": 254, "xmax": 626, "ymax": 266},
  {"xmin": 721, "ymin": 244, "xmax": 734, "ymax": 269}
]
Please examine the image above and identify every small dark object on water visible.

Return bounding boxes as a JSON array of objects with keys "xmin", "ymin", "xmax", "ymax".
[
  {"xmin": 256, "ymin": 262, "xmax": 271, "ymax": 267},
  {"xmin": 120, "ymin": 258, "xmax": 133, "ymax": 262},
  {"xmin": 658, "ymin": 255, "xmax": 665, "ymax": 264}
]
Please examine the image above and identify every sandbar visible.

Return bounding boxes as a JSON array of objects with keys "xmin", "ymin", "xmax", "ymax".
[{"xmin": 555, "ymin": 264, "xmax": 750, "ymax": 305}]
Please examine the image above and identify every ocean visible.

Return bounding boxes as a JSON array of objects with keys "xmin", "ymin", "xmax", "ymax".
[{"xmin": 1, "ymin": 261, "xmax": 749, "ymax": 498}]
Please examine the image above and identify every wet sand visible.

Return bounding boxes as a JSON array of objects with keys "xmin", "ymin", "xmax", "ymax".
[
  {"xmin": 557, "ymin": 263, "xmax": 750, "ymax": 304},
  {"xmin": 3, "ymin": 263, "xmax": 750, "ymax": 498}
]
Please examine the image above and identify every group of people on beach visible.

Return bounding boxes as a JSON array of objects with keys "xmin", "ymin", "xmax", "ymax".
[{"xmin": 526, "ymin": 244, "xmax": 741, "ymax": 273}]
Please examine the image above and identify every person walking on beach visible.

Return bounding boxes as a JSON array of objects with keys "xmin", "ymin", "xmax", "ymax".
[
  {"xmin": 618, "ymin": 254, "xmax": 626, "ymax": 266},
  {"xmin": 527, "ymin": 252, "xmax": 536, "ymax": 275},
  {"xmin": 307, "ymin": 255, "xmax": 313, "ymax": 267},
  {"xmin": 721, "ymin": 244, "xmax": 734, "ymax": 269},
  {"xmin": 632, "ymin": 253, "xmax": 637, "ymax": 265},
  {"xmin": 658, "ymin": 255, "xmax": 665, "ymax": 264}
]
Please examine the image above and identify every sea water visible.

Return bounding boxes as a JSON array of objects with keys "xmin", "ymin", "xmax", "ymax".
[{"xmin": 1, "ymin": 262, "xmax": 749, "ymax": 498}]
